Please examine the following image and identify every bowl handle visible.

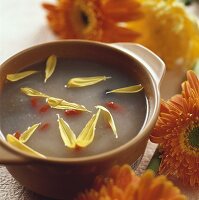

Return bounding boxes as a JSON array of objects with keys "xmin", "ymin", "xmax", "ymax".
[
  {"xmin": 111, "ymin": 43, "xmax": 165, "ymax": 86},
  {"xmin": 0, "ymin": 139, "xmax": 30, "ymax": 164}
]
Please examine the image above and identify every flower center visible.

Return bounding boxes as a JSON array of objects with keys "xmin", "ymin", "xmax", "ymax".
[
  {"xmin": 80, "ymin": 10, "xmax": 89, "ymax": 26},
  {"xmin": 188, "ymin": 126, "xmax": 199, "ymax": 148},
  {"xmin": 71, "ymin": 0, "xmax": 101, "ymax": 38}
]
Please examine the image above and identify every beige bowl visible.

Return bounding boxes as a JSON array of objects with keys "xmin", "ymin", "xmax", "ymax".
[{"xmin": 0, "ymin": 40, "xmax": 165, "ymax": 199}]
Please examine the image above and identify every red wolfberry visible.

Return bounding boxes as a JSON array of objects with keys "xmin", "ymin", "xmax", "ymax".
[
  {"xmin": 13, "ymin": 132, "xmax": 21, "ymax": 140},
  {"xmin": 30, "ymin": 97, "xmax": 39, "ymax": 108},
  {"xmin": 105, "ymin": 101, "xmax": 123, "ymax": 111},
  {"xmin": 39, "ymin": 104, "xmax": 50, "ymax": 113},
  {"xmin": 75, "ymin": 145, "xmax": 82, "ymax": 151},
  {"xmin": 64, "ymin": 110, "xmax": 82, "ymax": 116},
  {"xmin": 39, "ymin": 123, "xmax": 50, "ymax": 131}
]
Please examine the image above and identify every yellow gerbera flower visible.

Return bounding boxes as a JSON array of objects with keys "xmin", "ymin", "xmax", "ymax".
[
  {"xmin": 131, "ymin": 0, "xmax": 199, "ymax": 69},
  {"xmin": 150, "ymin": 71, "xmax": 199, "ymax": 187},
  {"xmin": 76, "ymin": 165, "xmax": 186, "ymax": 200},
  {"xmin": 42, "ymin": 0, "xmax": 142, "ymax": 42}
]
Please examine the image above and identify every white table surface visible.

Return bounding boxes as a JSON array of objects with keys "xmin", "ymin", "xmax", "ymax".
[{"xmin": 0, "ymin": 1, "xmax": 199, "ymax": 199}]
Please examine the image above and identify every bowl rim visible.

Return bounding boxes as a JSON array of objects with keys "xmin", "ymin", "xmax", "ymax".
[{"xmin": 0, "ymin": 40, "xmax": 160, "ymax": 164}]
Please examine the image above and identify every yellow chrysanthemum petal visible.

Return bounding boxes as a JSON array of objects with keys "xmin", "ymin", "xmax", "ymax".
[
  {"xmin": 129, "ymin": 0, "xmax": 199, "ymax": 69},
  {"xmin": 7, "ymin": 71, "xmax": 39, "ymax": 82},
  {"xmin": 57, "ymin": 114, "xmax": 77, "ymax": 148},
  {"xmin": 19, "ymin": 123, "xmax": 41, "ymax": 143},
  {"xmin": 76, "ymin": 109, "xmax": 100, "ymax": 147},
  {"xmin": 7, "ymin": 134, "xmax": 46, "ymax": 158}
]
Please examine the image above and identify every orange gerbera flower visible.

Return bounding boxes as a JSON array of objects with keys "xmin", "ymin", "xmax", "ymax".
[
  {"xmin": 150, "ymin": 71, "xmax": 199, "ymax": 187},
  {"xmin": 76, "ymin": 165, "xmax": 186, "ymax": 200},
  {"xmin": 42, "ymin": 0, "xmax": 142, "ymax": 42}
]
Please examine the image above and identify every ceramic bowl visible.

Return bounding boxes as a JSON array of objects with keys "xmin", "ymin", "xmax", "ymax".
[{"xmin": 0, "ymin": 40, "xmax": 165, "ymax": 199}]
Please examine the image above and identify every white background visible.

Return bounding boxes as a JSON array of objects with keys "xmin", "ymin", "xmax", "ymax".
[
  {"xmin": 0, "ymin": 0, "xmax": 56, "ymax": 64},
  {"xmin": 1, "ymin": 0, "xmax": 199, "ymax": 65}
]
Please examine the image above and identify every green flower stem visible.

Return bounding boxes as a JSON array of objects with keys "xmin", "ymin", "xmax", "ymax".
[
  {"xmin": 184, "ymin": 0, "xmax": 193, "ymax": 5},
  {"xmin": 146, "ymin": 146, "xmax": 162, "ymax": 175},
  {"xmin": 180, "ymin": 0, "xmax": 198, "ymax": 5}
]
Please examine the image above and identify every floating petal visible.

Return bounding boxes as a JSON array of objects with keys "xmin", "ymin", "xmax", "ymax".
[
  {"xmin": 21, "ymin": 87, "xmax": 49, "ymax": 98},
  {"xmin": 6, "ymin": 71, "xmax": 38, "ymax": 82},
  {"xmin": 19, "ymin": 123, "xmax": 41, "ymax": 143},
  {"xmin": 76, "ymin": 109, "xmax": 101, "ymax": 147},
  {"xmin": 44, "ymin": 55, "xmax": 57, "ymax": 83},
  {"xmin": 47, "ymin": 97, "xmax": 90, "ymax": 112},
  {"xmin": 7, "ymin": 134, "xmax": 46, "ymax": 158},
  {"xmin": 21, "ymin": 88, "xmax": 90, "ymax": 112},
  {"xmin": 66, "ymin": 76, "xmax": 111, "ymax": 88},
  {"xmin": 96, "ymin": 105, "xmax": 118, "ymax": 138},
  {"xmin": 57, "ymin": 115, "xmax": 76, "ymax": 148},
  {"xmin": 106, "ymin": 84, "xmax": 143, "ymax": 94}
]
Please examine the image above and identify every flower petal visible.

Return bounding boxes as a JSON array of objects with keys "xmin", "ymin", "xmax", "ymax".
[
  {"xmin": 76, "ymin": 109, "xmax": 101, "ymax": 147},
  {"xmin": 21, "ymin": 87, "xmax": 49, "ymax": 98},
  {"xmin": 7, "ymin": 71, "xmax": 38, "ymax": 82},
  {"xmin": 44, "ymin": 55, "xmax": 57, "ymax": 83},
  {"xmin": 57, "ymin": 114, "xmax": 76, "ymax": 148},
  {"xmin": 95, "ymin": 105, "xmax": 118, "ymax": 138},
  {"xmin": 102, "ymin": 0, "xmax": 142, "ymax": 22},
  {"xmin": 19, "ymin": 123, "xmax": 41, "ymax": 143},
  {"xmin": 7, "ymin": 134, "xmax": 46, "ymax": 158},
  {"xmin": 106, "ymin": 84, "xmax": 143, "ymax": 94},
  {"xmin": 47, "ymin": 97, "xmax": 90, "ymax": 112},
  {"xmin": 66, "ymin": 76, "xmax": 111, "ymax": 88},
  {"xmin": 186, "ymin": 70, "xmax": 199, "ymax": 95}
]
